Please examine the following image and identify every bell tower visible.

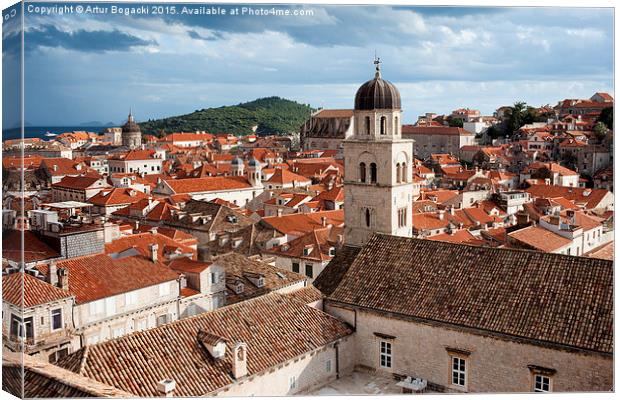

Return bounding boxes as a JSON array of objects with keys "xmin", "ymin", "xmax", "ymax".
[{"xmin": 343, "ymin": 59, "xmax": 413, "ymax": 246}]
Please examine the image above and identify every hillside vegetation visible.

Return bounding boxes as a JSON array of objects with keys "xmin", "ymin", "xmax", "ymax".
[{"xmin": 139, "ymin": 97, "xmax": 314, "ymax": 136}]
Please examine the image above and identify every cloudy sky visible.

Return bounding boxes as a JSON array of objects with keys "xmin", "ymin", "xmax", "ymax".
[{"xmin": 2, "ymin": 3, "xmax": 614, "ymax": 128}]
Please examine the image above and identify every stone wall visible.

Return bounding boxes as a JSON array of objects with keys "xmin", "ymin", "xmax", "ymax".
[{"xmin": 325, "ymin": 303, "xmax": 612, "ymax": 393}]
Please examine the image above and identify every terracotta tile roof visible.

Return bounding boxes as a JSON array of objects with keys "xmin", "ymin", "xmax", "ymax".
[
  {"xmin": 117, "ymin": 149, "xmax": 157, "ymax": 161},
  {"xmin": 162, "ymin": 132, "xmax": 214, "ymax": 142},
  {"xmin": 526, "ymin": 185, "xmax": 611, "ymax": 210},
  {"xmin": 168, "ymin": 257, "xmax": 210, "ymax": 274},
  {"xmin": 55, "ymin": 292, "xmax": 352, "ymax": 396},
  {"xmin": 508, "ymin": 226, "xmax": 572, "ymax": 252},
  {"xmin": 314, "ymin": 109, "xmax": 354, "ymax": 118},
  {"xmin": 402, "ymin": 125, "xmax": 474, "ymax": 136},
  {"xmin": 284, "ymin": 286, "xmax": 323, "ymax": 305},
  {"xmin": 88, "ymin": 188, "xmax": 147, "ymax": 206},
  {"xmin": 41, "ymin": 158, "xmax": 97, "ymax": 177},
  {"xmin": 3, "ymin": 353, "xmax": 135, "ymax": 398},
  {"xmin": 36, "ymin": 254, "xmax": 180, "ymax": 304},
  {"xmin": 212, "ymin": 252, "xmax": 306, "ymax": 304},
  {"xmin": 3, "ymin": 272, "xmax": 73, "ymax": 308},
  {"xmin": 320, "ymin": 234, "xmax": 612, "ymax": 354},
  {"xmin": 427, "ymin": 230, "xmax": 485, "ymax": 245},
  {"xmin": 163, "ymin": 176, "xmax": 251, "ymax": 194},
  {"xmin": 262, "ymin": 210, "xmax": 344, "ymax": 236},
  {"xmin": 266, "ymin": 227, "xmax": 336, "ymax": 262},
  {"xmin": 105, "ymin": 232, "xmax": 196, "ymax": 261},
  {"xmin": 52, "ymin": 176, "xmax": 106, "ymax": 190},
  {"xmin": 3, "ymin": 230, "xmax": 61, "ymax": 263},
  {"xmin": 585, "ymin": 241, "xmax": 614, "ymax": 261},
  {"xmin": 265, "ymin": 168, "xmax": 311, "ymax": 185}
]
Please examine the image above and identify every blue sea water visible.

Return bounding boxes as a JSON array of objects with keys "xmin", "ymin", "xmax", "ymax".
[{"xmin": 2, "ymin": 126, "xmax": 106, "ymax": 141}]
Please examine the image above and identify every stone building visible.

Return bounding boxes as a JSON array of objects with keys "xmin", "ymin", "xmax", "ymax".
[
  {"xmin": 300, "ymin": 109, "xmax": 354, "ymax": 152},
  {"xmin": 402, "ymin": 125, "xmax": 476, "ymax": 160},
  {"xmin": 121, "ymin": 111, "xmax": 142, "ymax": 149},
  {"xmin": 2, "ymin": 272, "xmax": 78, "ymax": 363},
  {"xmin": 343, "ymin": 59, "xmax": 413, "ymax": 246},
  {"xmin": 54, "ymin": 292, "xmax": 354, "ymax": 397},
  {"xmin": 314, "ymin": 234, "xmax": 612, "ymax": 393}
]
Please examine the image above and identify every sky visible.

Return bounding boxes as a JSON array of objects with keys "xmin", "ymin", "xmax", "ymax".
[{"xmin": 2, "ymin": 3, "xmax": 614, "ymax": 128}]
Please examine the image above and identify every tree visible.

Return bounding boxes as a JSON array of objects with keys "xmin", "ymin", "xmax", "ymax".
[
  {"xmin": 598, "ymin": 107, "xmax": 613, "ymax": 129},
  {"xmin": 594, "ymin": 122, "xmax": 608, "ymax": 141},
  {"xmin": 506, "ymin": 101, "xmax": 539, "ymax": 135},
  {"xmin": 447, "ymin": 117, "xmax": 463, "ymax": 128}
]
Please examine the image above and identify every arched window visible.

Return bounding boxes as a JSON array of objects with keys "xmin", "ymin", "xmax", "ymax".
[
  {"xmin": 365, "ymin": 116, "xmax": 371, "ymax": 135},
  {"xmin": 396, "ymin": 163, "xmax": 401, "ymax": 183},
  {"xmin": 401, "ymin": 163, "xmax": 407, "ymax": 183},
  {"xmin": 359, "ymin": 162, "xmax": 366, "ymax": 183},
  {"xmin": 380, "ymin": 116, "xmax": 386, "ymax": 135},
  {"xmin": 370, "ymin": 163, "xmax": 377, "ymax": 183},
  {"xmin": 365, "ymin": 208, "xmax": 371, "ymax": 228},
  {"xmin": 394, "ymin": 116, "xmax": 399, "ymax": 134}
]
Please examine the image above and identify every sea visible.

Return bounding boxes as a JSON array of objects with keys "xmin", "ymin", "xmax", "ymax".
[{"xmin": 2, "ymin": 126, "xmax": 108, "ymax": 141}]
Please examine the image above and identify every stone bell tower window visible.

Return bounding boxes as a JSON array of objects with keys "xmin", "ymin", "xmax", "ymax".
[
  {"xmin": 370, "ymin": 163, "xmax": 377, "ymax": 183},
  {"xmin": 380, "ymin": 116, "xmax": 386, "ymax": 135},
  {"xmin": 359, "ymin": 162, "xmax": 367, "ymax": 183}
]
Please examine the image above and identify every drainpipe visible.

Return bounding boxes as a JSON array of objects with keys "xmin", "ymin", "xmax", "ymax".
[{"xmin": 335, "ymin": 341, "xmax": 340, "ymax": 380}]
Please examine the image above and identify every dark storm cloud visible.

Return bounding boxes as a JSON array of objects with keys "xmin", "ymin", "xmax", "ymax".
[{"xmin": 24, "ymin": 24, "xmax": 156, "ymax": 52}]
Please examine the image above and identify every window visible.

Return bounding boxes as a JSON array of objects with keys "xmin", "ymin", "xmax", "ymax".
[
  {"xmin": 125, "ymin": 291, "xmax": 138, "ymax": 306},
  {"xmin": 137, "ymin": 319, "xmax": 148, "ymax": 331},
  {"xmin": 292, "ymin": 262, "xmax": 300, "ymax": 273},
  {"xmin": 394, "ymin": 116, "xmax": 399, "ymax": 132},
  {"xmin": 398, "ymin": 208, "xmax": 407, "ymax": 228},
  {"xmin": 380, "ymin": 340, "xmax": 392, "ymax": 368},
  {"xmin": 365, "ymin": 208, "xmax": 371, "ymax": 228},
  {"xmin": 451, "ymin": 357, "xmax": 466, "ymax": 387},
  {"xmin": 105, "ymin": 298, "xmax": 116, "ymax": 317},
  {"xmin": 289, "ymin": 376, "xmax": 297, "ymax": 390},
  {"xmin": 380, "ymin": 116, "xmax": 386, "ymax": 135},
  {"xmin": 305, "ymin": 264, "xmax": 313, "ymax": 278},
  {"xmin": 396, "ymin": 163, "xmax": 401, "ymax": 183},
  {"xmin": 359, "ymin": 162, "xmax": 366, "ymax": 183},
  {"xmin": 159, "ymin": 282, "xmax": 170, "ymax": 296},
  {"xmin": 534, "ymin": 375, "xmax": 551, "ymax": 392},
  {"xmin": 370, "ymin": 163, "xmax": 377, "ymax": 183},
  {"xmin": 365, "ymin": 116, "xmax": 371, "ymax": 135},
  {"xmin": 401, "ymin": 163, "xmax": 407, "ymax": 183},
  {"xmin": 89, "ymin": 299, "xmax": 105, "ymax": 316},
  {"xmin": 51, "ymin": 309, "xmax": 62, "ymax": 330},
  {"xmin": 87, "ymin": 335, "xmax": 100, "ymax": 345},
  {"xmin": 326, "ymin": 359, "xmax": 332, "ymax": 373},
  {"xmin": 156, "ymin": 314, "xmax": 169, "ymax": 327},
  {"xmin": 112, "ymin": 327, "xmax": 125, "ymax": 338},
  {"xmin": 210, "ymin": 272, "xmax": 218, "ymax": 284}
]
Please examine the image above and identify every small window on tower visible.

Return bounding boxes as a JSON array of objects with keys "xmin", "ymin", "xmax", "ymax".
[
  {"xmin": 370, "ymin": 163, "xmax": 377, "ymax": 183},
  {"xmin": 365, "ymin": 208, "xmax": 371, "ymax": 228},
  {"xmin": 380, "ymin": 116, "xmax": 386, "ymax": 135},
  {"xmin": 365, "ymin": 116, "xmax": 371, "ymax": 135},
  {"xmin": 359, "ymin": 162, "xmax": 367, "ymax": 183}
]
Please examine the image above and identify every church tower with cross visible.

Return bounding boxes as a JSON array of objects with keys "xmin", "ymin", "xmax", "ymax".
[{"xmin": 343, "ymin": 58, "xmax": 414, "ymax": 246}]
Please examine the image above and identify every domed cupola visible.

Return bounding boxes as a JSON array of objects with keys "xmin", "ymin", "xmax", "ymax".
[{"xmin": 354, "ymin": 58, "xmax": 401, "ymax": 111}]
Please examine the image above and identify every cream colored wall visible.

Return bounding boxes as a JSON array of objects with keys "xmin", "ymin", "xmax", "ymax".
[
  {"xmin": 325, "ymin": 304, "xmax": 612, "ymax": 393},
  {"xmin": 75, "ymin": 280, "xmax": 180, "ymax": 345},
  {"xmin": 212, "ymin": 337, "xmax": 355, "ymax": 397}
]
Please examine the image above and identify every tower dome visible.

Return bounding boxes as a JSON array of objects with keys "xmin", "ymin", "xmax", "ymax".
[
  {"xmin": 354, "ymin": 58, "xmax": 401, "ymax": 111},
  {"xmin": 231, "ymin": 157, "xmax": 243, "ymax": 165},
  {"xmin": 121, "ymin": 109, "xmax": 142, "ymax": 148}
]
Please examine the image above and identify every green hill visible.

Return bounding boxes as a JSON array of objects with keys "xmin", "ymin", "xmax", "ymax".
[{"xmin": 139, "ymin": 97, "xmax": 314, "ymax": 137}]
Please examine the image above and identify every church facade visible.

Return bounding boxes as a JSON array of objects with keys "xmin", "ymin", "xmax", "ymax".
[{"xmin": 343, "ymin": 60, "xmax": 413, "ymax": 246}]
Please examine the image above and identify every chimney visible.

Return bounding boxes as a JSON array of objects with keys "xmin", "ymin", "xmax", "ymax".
[
  {"xmin": 449, "ymin": 206, "xmax": 455, "ymax": 216},
  {"xmin": 157, "ymin": 379, "xmax": 176, "ymax": 398},
  {"xmin": 134, "ymin": 220, "xmax": 140, "ymax": 232},
  {"xmin": 232, "ymin": 342, "xmax": 248, "ymax": 379},
  {"xmin": 48, "ymin": 261, "xmax": 58, "ymax": 286},
  {"xmin": 276, "ymin": 209, "xmax": 283, "ymax": 217},
  {"xmin": 321, "ymin": 216, "xmax": 327, "ymax": 227},
  {"xmin": 438, "ymin": 210, "xmax": 445, "ymax": 220},
  {"xmin": 149, "ymin": 243, "xmax": 159, "ymax": 263},
  {"xmin": 57, "ymin": 267, "xmax": 69, "ymax": 290}
]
